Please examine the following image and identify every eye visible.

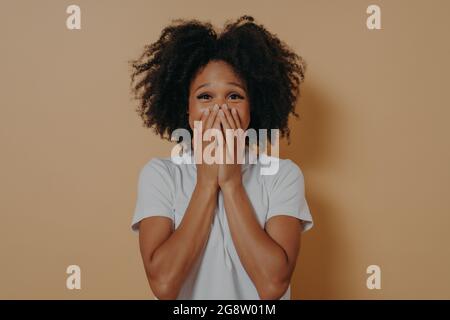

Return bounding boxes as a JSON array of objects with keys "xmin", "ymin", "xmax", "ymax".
[
  {"xmin": 196, "ymin": 93, "xmax": 212, "ymax": 100},
  {"xmin": 229, "ymin": 93, "xmax": 244, "ymax": 100}
]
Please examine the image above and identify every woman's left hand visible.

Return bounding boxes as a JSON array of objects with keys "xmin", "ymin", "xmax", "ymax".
[{"xmin": 217, "ymin": 103, "xmax": 245, "ymax": 190}]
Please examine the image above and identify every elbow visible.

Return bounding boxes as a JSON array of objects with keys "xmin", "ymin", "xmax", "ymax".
[
  {"xmin": 145, "ymin": 262, "xmax": 180, "ymax": 300},
  {"xmin": 149, "ymin": 280, "xmax": 179, "ymax": 300},
  {"xmin": 257, "ymin": 279, "xmax": 290, "ymax": 300}
]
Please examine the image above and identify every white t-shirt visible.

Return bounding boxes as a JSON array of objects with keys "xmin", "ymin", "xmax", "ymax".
[{"xmin": 131, "ymin": 147, "xmax": 313, "ymax": 299}]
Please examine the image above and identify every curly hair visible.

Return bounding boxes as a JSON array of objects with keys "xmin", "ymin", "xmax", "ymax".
[{"xmin": 129, "ymin": 15, "xmax": 307, "ymax": 145}]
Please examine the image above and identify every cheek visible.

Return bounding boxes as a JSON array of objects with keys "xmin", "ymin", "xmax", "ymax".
[
  {"xmin": 237, "ymin": 105, "xmax": 251, "ymax": 129},
  {"xmin": 188, "ymin": 103, "xmax": 207, "ymax": 128}
]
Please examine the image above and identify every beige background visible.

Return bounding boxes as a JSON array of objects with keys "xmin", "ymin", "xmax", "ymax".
[{"xmin": 1, "ymin": 0, "xmax": 449, "ymax": 299}]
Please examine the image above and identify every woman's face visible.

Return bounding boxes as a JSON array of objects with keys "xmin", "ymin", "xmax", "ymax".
[{"xmin": 188, "ymin": 60, "xmax": 250, "ymax": 131}]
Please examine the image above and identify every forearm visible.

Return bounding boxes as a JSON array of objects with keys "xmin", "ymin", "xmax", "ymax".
[
  {"xmin": 149, "ymin": 181, "xmax": 218, "ymax": 298},
  {"xmin": 221, "ymin": 182, "xmax": 291, "ymax": 298}
]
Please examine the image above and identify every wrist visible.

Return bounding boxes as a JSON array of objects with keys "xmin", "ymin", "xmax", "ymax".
[
  {"xmin": 196, "ymin": 178, "xmax": 220, "ymax": 193},
  {"xmin": 219, "ymin": 178, "xmax": 243, "ymax": 193}
]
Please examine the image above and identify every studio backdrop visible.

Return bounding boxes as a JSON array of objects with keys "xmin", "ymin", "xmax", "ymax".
[{"xmin": 1, "ymin": 0, "xmax": 449, "ymax": 299}]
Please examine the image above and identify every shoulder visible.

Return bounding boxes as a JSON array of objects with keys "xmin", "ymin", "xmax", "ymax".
[
  {"xmin": 142, "ymin": 156, "xmax": 173, "ymax": 169},
  {"xmin": 138, "ymin": 156, "xmax": 176, "ymax": 181},
  {"xmin": 257, "ymin": 155, "xmax": 306, "ymax": 196},
  {"xmin": 280, "ymin": 158, "xmax": 302, "ymax": 175},
  {"xmin": 258, "ymin": 154, "xmax": 304, "ymax": 180}
]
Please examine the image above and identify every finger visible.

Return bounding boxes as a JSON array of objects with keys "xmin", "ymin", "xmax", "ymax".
[
  {"xmin": 231, "ymin": 108, "xmax": 242, "ymax": 128},
  {"xmin": 230, "ymin": 108, "xmax": 245, "ymax": 162},
  {"xmin": 199, "ymin": 107, "xmax": 210, "ymax": 126},
  {"xmin": 219, "ymin": 110, "xmax": 235, "ymax": 162},
  {"xmin": 221, "ymin": 104, "xmax": 236, "ymax": 129},
  {"xmin": 218, "ymin": 109, "xmax": 231, "ymax": 131},
  {"xmin": 218, "ymin": 109, "xmax": 230, "ymax": 145},
  {"xmin": 212, "ymin": 109, "xmax": 223, "ymax": 153},
  {"xmin": 196, "ymin": 108, "xmax": 210, "ymax": 149},
  {"xmin": 205, "ymin": 104, "xmax": 220, "ymax": 130},
  {"xmin": 219, "ymin": 110, "xmax": 232, "ymax": 144},
  {"xmin": 213, "ymin": 109, "xmax": 221, "ymax": 132},
  {"xmin": 212, "ymin": 106, "xmax": 222, "ymax": 139}
]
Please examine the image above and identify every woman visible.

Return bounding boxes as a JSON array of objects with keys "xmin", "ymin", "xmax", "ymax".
[{"xmin": 129, "ymin": 15, "xmax": 313, "ymax": 300}]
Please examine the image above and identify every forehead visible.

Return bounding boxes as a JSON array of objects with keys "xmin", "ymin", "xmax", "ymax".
[{"xmin": 191, "ymin": 60, "xmax": 244, "ymax": 86}]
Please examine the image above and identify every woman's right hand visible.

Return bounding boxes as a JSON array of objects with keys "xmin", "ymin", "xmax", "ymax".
[{"xmin": 195, "ymin": 104, "xmax": 221, "ymax": 189}]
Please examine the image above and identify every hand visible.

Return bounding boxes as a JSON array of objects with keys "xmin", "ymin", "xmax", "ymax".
[
  {"xmin": 217, "ymin": 103, "xmax": 245, "ymax": 190},
  {"xmin": 195, "ymin": 104, "xmax": 221, "ymax": 189}
]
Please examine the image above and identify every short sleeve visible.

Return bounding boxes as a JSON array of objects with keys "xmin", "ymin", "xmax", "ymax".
[
  {"xmin": 266, "ymin": 159, "xmax": 313, "ymax": 233},
  {"xmin": 131, "ymin": 158, "xmax": 175, "ymax": 232}
]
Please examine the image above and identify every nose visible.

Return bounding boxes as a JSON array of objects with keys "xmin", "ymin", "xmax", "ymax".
[
  {"xmin": 215, "ymin": 98, "xmax": 227, "ymax": 107},
  {"xmin": 205, "ymin": 102, "xmax": 226, "ymax": 112}
]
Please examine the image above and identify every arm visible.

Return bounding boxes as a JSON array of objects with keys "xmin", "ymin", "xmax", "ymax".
[
  {"xmin": 138, "ymin": 105, "xmax": 221, "ymax": 299},
  {"xmin": 221, "ymin": 182, "xmax": 302, "ymax": 300},
  {"xmin": 217, "ymin": 104, "xmax": 302, "ymax": 299},
  {"xmin": 139, "ymin": 181, "xmax": 219, "ymax": 299}
]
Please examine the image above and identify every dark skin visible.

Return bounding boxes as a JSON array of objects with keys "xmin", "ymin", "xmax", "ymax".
[{"xmin": 138, "ymin": 60, "xmax": 302, "ymax": 299}]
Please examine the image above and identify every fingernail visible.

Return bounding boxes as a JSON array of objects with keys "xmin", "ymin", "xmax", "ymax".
[
  {"xmin": 231, "ymin": 108, "xmax": 237, "ymax": 113},
  {"xmin": 213, "ymin": 104, "xmax": 219, "ymax": 111},
  {"xmin": 218, "ymin": 110, "xmax": 224, "ymax": 117},
  {"xmin": 204, "ymin": 108, "xmax": 210, "ymax": 115},
  {"xmin": 222, "ymin": 104, "xmax": 228, "ymax": 110}
]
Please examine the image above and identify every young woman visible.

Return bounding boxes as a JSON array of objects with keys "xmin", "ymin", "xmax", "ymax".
[{"xmin": 129, "ymin": 15, "xmax": 313, "ymax": 300}]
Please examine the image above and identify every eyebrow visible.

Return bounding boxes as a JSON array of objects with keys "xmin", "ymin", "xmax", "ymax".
[{"xmin": 195, "ymin": 82, "xmax": 246, "ymax": 92}]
